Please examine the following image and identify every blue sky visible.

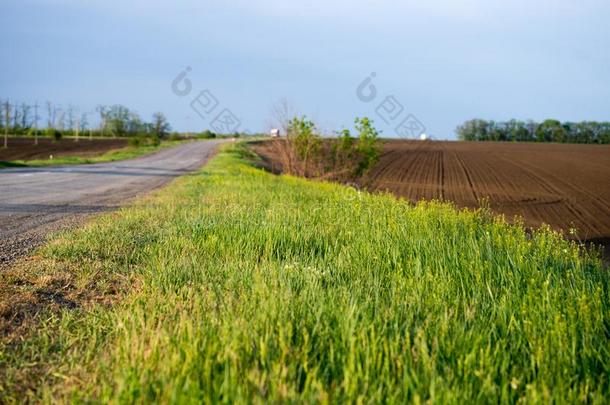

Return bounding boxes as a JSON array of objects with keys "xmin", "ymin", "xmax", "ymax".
[{"xmin": 2, "ymin": 0, "xmax": 609, "ymax": 138}]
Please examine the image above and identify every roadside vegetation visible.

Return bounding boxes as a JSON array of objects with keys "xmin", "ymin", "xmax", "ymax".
[
  {"xmin": 266, "ymin": 116, "xmax": 381, "ymax": 181},
  {"xmin": 1, "ymin": 142, "xmax": 608, "ymax": 403},
  {"xmin": 457, "ymin": 118, "xmax": 610, "ymax": 143},
  {"xmin": 1, "ymin": 100, "xmax": 176, "ymax": 150},
  {"xmin": 1, "ymin": 99, "xmax": 246, "ymax": 148},
  {"xmin": 0, "ymin": 98, "xmax": 242, "ymax": 168}
]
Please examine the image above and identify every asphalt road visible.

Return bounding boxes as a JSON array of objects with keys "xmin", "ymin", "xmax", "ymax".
[{"xmin": 0, "ymin": 140, "xmax": 224, "ymax": 266}]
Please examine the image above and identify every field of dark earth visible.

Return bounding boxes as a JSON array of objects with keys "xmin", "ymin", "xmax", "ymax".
[{"xmin": 0, "ymin": 137, "xmax": 128, "ymax": 161}]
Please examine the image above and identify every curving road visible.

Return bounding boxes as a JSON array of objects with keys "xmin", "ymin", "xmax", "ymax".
[{"xmin": 0, "ymin": 140, "xmax": 224, "ymax": 266}]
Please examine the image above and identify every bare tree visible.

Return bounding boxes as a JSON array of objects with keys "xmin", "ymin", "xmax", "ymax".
[
  {"xmin": 56, "ymin": 108, "xmax": 65, "ymax": 131},
  {"xmin": 97, "ymin": 109, "xmax": 106, "ymax": 139},
  {"xmin": 267, "ymin": 98, "xmax": 301, "ymax": 174},
  {"xmin": 20, "ymin": 103, "xmax": 32, "ymax": 130},
  {"xmin": 75, "ymin": 117, "xmax": 80, "ymax": 142},
  {"xmin": 66, "ymin": 105, "xmax": 75, "ymax": 135},
  {"xmin": 152, "ymin": 112, "xmax": 171, "ymax": 138},
  {"xmin": 79, "ymin": 112, "xmax": 89, "ymax": 140},
  {"xmin": 33, "ymin": 101, "xmax": 40, "ymax": 145},
  {"xmin": 3, "ymin": 101, "xmax": 10, "ymax": 148},
  {"xmin": 96, "ymin": 105, "xmax": 108, "ymax": 137},
  {"xmin": 85, "ymin": 112, "xmax": 94, "ymax": 140},
  {"xmin": 12, "ymin": 103, "xmax": 21, "ymax": 132},
  {"xmin": 46, "ymin": 101, "xmax": 57, "ymax": 129},
  {"xmin": 269, "ymin": 97, "xmax": 296, "ymax": 134}
]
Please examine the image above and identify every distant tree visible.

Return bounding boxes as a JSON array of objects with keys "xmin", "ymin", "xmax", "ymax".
[
  {"xmin": 97, "ymin": 105, "xmax": 144, "ymax": 137},
  {"xmin": 100, "ymin": 106, "xmax": 118, "ymax": 136},
  {"xmin": 0, "ymin": 99, "xmax": 4, "ymax": 132},
  {"xmin": 456, "ymin": 121, "xmax": 473, "ymax": 141},
  {"xmin": 79, "ymin": 112, "xmax": 89, "ymax": 133},
  {"xmin": 98, "ymin": 105, "xmax": 129, "ymax": 137},
  {"xmin": 269, "ymin": 98, "xmax": 297, "ymax": 135},
  {"xmin": 456, "ymin": 119, "xmax": 489, "ymax": 141},
  {"xmin": 46, "ymin": 101, "xmax": 57, "ymax": 130},
  {"xmin": 33, "ymin": 101, "xmax": 40, "ymax": 145},
  {"xmin": 198, "ymin": 129, "xmax": 216, "ymax": 139},
  {"xmin": 551, "ymin": 125, "xmax": 567, "ymax": 143},
  {"xmin": 488, "ymin": 120, "xmax": 507, "ymax": 142},
  {"xmin": 65, "ymin": 105, "xmax": 75, "ymax": 135},
  {"xmin": 74, "ymin": 116, "xmax": 81, "ymax": 142},
  {"xmin": 455, "ymin": 118, "xmax": 609, "ymax": 144},
  {"xmin": 19, "ymin": 103, "xmax": 32, "ymax": 132},
  {"xmin": 535, "ymin": 119, "xmax": 561, "ymax": 143},
  {"xmin": 127, "ymin": 112, "xmax": 143, "ymax": 134},
  {"xmin": 576, "ymin": 122, "xmax": 594, "ymax": 144},
  {"xmin": 3, "ymin": 100, "xmax": 10, "ymax": 148},
  {"xmin": 140, "ymin": 122, "xmax": 154, "ymax": 134},
  {"xmin": 152, "ymin": 112, "xmax": 171, "ymax": 138},
  {"xmin": 599, "ymin": 124, "xmax": 610, "ymax": 144},
  {"xmin": 513, "ymin": 125, "xmax": 530, "ymax": 142},
  {"xmin": 95, "ymin": 105, "xmax": 108, "ymax": 136},
  {"xmin": 56, "ymin": 109, "xmax": 65, "ymax": 131},
  {"xmin": 11, "ymin": 103, "xmax": 21, "ymax": 133}
]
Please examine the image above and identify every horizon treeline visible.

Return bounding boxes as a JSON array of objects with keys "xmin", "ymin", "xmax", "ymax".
[
  {"xmin": 0, "ymin": 99, "xmax": 171, "ymax": 139},
  {"xmin": 456, "ymin": 119, "xmax": 610, "ymax": 144}
]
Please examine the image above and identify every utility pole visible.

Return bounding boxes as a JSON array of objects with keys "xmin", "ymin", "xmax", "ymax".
[
  {"xmin": 75, "ymin": 117, "xmax": 80, "ymax": 142},
  {"xmin": 3, "ymin": 100, "xmax": 10, "ymax": 149}
]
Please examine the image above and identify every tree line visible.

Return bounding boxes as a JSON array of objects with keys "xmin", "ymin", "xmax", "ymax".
[
  {"xmin": 1, "ymin": 99, "xmax": 171, "ymax": 147},
  {"xmin": 456, "ymin": 119, "xmax": 610, "ymax": 144}
]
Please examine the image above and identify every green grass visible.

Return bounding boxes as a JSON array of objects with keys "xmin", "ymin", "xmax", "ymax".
[
  {"xmin": 0, "ymin": 140, "xmax": 184, "ymax": 168},
  {"xmin": 0, "ymin": 143, "xmax": 608, "ymax": 403}
]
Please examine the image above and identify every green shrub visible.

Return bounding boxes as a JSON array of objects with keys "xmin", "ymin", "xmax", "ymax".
[
  {"xmin": 128, "ymin": 134, "xmax": 161, "ymax": 147},
  {"xmin": 288, "ymin": 116, "xmax": 320, "ymax": 161},
  {"xmin": 128, "ymin": 136, "xmax": 142, "ymax": 147},
  {"xmin": 330, "ymin": 128, "xmax": 355, "ymax": 169},
  {"xmin": 150, "ymin": 134, "xmax": 161, "ymax": 146},
  {"xmin": 197, "ymin": 130, "xmax": 216, "ymax": 139},
  {"xmin": 45, "ymin": 128, "xmax": 62, "ymax": 142},
  {"xmin": 354, "ymin": 117, "xmax": 381, "ymax": 176}
]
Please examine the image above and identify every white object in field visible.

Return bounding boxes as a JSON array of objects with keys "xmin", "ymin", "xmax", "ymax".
[
  {"xmin": 419, "ymin": 133, "xmax": 428, "ymax": 140},
  {"xmin": 270, "ymin": 128, "xmax": 281, "ymax": 137}
]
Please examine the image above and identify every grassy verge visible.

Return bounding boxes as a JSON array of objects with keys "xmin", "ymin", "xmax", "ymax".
[
  {"xmin": 1, "ymin": 143, "xmax": 608, "ymax": 403},
  {"xmin": 0, "ymin": 140, "xmax": 185, "ymax": 168}
]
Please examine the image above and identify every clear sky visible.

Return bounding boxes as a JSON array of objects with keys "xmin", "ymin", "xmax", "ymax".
[{"xmin": 2, "ymin": 0, "xmax": 609, "ymax": 138}]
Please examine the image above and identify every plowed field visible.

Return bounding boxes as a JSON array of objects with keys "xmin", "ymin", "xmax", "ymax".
[
  {"xmin": 0, "ymin": 137, "xmax": 128, "ymax": 161},
  {"xmin": 364, "ymin": 140, "xmax": 610, "ymax": 243}
]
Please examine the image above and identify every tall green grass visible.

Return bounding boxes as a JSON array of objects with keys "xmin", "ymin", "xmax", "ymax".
[{"xmin": 1, "ymin": 143, "xmax": 608, "ymax": 403}]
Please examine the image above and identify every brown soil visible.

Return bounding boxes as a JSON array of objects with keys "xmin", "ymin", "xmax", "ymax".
[
  {"xmin": 0, "ymin": 137, "xmax": 128, "ymax": 161},
  {"xmin": 253, "ymin": 139, "xmax": 610, "ymax": 260}
]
